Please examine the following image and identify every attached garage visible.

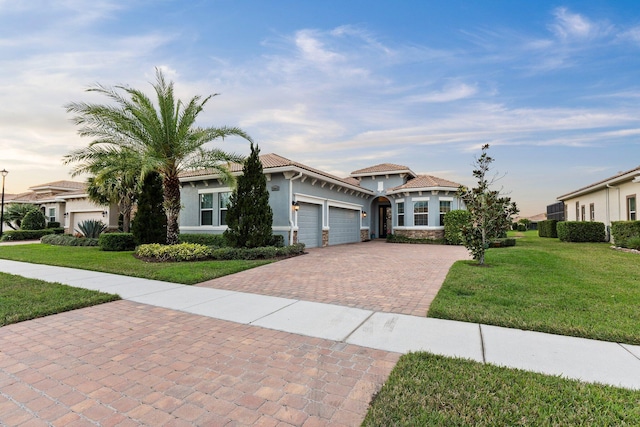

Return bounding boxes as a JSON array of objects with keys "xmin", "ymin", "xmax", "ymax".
[
  {"xmin": 328, "ymin": 207, "xmax": 360, "ymax": 245},
  {"xmin": 297, "ymin": 203, "xmax": 322, "ymax": 248}
]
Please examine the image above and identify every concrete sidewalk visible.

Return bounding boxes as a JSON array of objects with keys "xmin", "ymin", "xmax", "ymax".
[{"xmin": 2, "ymin": 259, "xmax": 639, "ymax": 391}]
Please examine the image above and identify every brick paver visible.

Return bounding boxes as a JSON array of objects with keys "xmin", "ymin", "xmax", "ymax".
[
  {"xmin": 0, "ymin": 301, "xmax": 399, "ymax": 426},
  {"xmin": 198, "ymin": 240, "xmax": 469, "ymax": 316}
]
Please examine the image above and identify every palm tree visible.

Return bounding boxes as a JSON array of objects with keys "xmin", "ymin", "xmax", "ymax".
[
  {"xmin": 64, "ymin": 146, "xmax": 141, "ymax": 232},
  {"xmin": 65, "ymin": 69, "xmax": 251, "ymax": 244},
  {"xmin": 3, "ymin": 204, "xmax": 39, "ymax": 230}
]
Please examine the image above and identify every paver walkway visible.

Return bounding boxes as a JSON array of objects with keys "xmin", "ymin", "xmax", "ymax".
[{"xmin": 199, "ymin": 240, "xmax": 468, "ymax": 316}]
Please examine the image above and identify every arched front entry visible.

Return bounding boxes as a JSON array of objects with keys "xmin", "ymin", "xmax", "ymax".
[{"xmin": 371, "ymin": 196, "xmax": 392, "ymax": 238}]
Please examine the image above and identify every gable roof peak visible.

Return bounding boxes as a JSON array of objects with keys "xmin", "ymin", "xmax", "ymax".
[{"xmin": 350, "ymin": 163, "xmax": 416, "ymax": 177}]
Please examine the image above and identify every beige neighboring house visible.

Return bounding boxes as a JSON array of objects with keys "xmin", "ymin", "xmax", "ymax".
[
  {"xmin": 7, "ymin": 180, "xmax": 119, "ymax": 234},
  {"xmin": 557, "ymin": 165, "xmax": 639, "ymax": 239}
]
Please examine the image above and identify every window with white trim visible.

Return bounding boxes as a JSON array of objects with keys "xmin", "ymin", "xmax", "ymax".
[
  {"xmin": 589, "ymin": 203, "xmax": 595, "ymax": 221},
  {"xmin": 397, "ymin": 202, "xmax": 405, "ymax": 226},
  {"xmin": 219, "ymin": 192, "xmax": 231, "ymax": 225},
  {"xmin": 628, "ymin": 195, "xmax": 637, "ymax": 221},
  {"xmin": 48, "ymin": 208, "xmax": 56, "ymax": 222},
  {"xmin": 414, "ymin": 201, "xmax": 428, "ymax": 226},
  {"xmin": 200, "ymin": 193, "xmax": 213, "ymax": 225},
  {"xmin": 439, "ymin": 201, "xmax": 451, "ymax": 226}
]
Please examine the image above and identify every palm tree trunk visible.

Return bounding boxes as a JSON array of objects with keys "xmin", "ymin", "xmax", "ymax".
[{"xmin": 163, "ymin": 174, "xmax": 181, "ymax": 245}]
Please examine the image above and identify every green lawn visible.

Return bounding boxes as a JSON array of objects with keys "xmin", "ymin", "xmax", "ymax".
[
  {"xmin": 0, "ymin": 243, "xmax": 272, "ymax": 284},
  {"xmin": 0, "ymin": 272, "xmax": 119, "ymax": 326},
  {"xmin": 363, "ymin": 353, "xmax": 640, "ymax": 426},
  {"xmin": 429, "ymin": 231, "xmax": 640, "ymax": 344}
]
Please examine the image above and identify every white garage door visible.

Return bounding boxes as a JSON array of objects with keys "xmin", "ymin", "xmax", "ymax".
[
  {"xmin": 72, "ymin": 212, "xmax": 103, "ymax": 234},
  {"xmin": 328, "ymin": 207, "xmax": 360, "ymax": 245},
  {"xmin": 297, "ymin": 203, "xmax": 321, "ymax": 248}
]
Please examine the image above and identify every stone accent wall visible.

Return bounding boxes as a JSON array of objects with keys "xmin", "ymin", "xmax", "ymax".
[
  {"xmin": 322, "ymin": 230, "xmax": 329, "ymax": 247},
  {"xmin": 360, "ymin": 229, "xmax": 370, "ymax": 241},
  {"xmin": 394, "ymin": 229, "xmax": 444, "ymax": 240}
]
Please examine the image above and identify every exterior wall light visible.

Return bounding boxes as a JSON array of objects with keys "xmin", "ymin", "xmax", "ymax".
[
  {"xmin": 102, "ymin": 210, "xmax": 108, "ymax": 217},
  {"xmin": 362, "ymin": 211, "xmax": 367, "ymax": 218},
  {"xmin": 292, "ymin": 201, "xmax": 300, "ymax": 211}
]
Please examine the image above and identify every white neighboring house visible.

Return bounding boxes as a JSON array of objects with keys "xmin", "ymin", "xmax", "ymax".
[
  {"xmin": 6, "ymin": 180, "xmax": 119, "ymax": 234},
  {"xmin": 557, "ymin": 166, "xmax": 639, "ymax": 239}
]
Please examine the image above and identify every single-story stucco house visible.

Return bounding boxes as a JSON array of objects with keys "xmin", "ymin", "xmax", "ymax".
[
  {"xmin": 7, "ymin": 181, "xmax": 119, "ymax": 234},
  {"xmin": 557, "ymin": 165, "xmax": 639, "ymax": 239},
  {"xmin": 179, "ymin": 153, "xmax": 464, "ymax": 248}
]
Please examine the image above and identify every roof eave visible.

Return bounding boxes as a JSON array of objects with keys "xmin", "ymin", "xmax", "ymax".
[
  {"xmin": 557, "ymin": 171, "xmax": 640, "ymax": 200},
  {"xmin": 386, "ymin": 186, "xmax": 459, "ymax": 196},
  {"xmin": 350, "ymin": 169, "xmax": 417, "ymax": 179}
]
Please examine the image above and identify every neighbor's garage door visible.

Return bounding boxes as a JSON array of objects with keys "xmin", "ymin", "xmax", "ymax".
[
  {"xmin": 297, "ymin": 203, "xmax": 321, "ymax": 248},
  {"xmin": 328, "ymin": 207, "xmax": 360, "ymax": 245}
]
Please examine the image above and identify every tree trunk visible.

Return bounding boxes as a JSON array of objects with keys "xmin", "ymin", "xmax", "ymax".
[{"xmin": 163, "ymin": 174, "xmax": 181, "ymax": 245}]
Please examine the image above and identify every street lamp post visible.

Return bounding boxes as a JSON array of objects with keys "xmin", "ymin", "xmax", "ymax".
[{"xmin": 0, "ymin": 169, "xmax": 8, "ymax": 238}]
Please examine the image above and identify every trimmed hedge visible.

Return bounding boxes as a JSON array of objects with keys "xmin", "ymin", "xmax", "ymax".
[
  {"xmin": 611, "ymin": 221, "xmax": 640, "ymax": 249},
  {"xmin": 179, "ymin": 233, "xmax": 227, "ymax": 247},
  {"xmin": 538, "ymin": 219, "xmax": 558, "ymax": 238},
  {"xmin": 41, "ymin": 234, "xmax": 99, "ymax": 246},
  {"xmin": 557, "ymin": 221, "xmax": 605, "ymax": 243},
  {"xmin": 444, "ymin": 210, "xmax": 471, "ymax": 245},
  {"xmin": 46, "ymin": 221, "xmax": 61, "ymax": 228},
  {"xmin": 386, "ymin": 234, "xmax": 446, "ymax": 245},
  {"xmin": 99, "ymin": 233, "xmax": 136, "ymax": 251},
  {"xmin": 135, "ymin": 242, "xmax": 306, "ymax": 262},
  {"xmin": 1, "ymin": 229, "xmax": 54, "ymax": 241}
]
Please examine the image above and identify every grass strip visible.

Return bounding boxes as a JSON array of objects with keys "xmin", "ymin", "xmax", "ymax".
[
  {"xmin": 0, "ymin": 272, "xmax": 119, "ymax": 326},
  {"xmin": 363, "ymin": 352, "xmax": 640, "ymax": 426},
  {"xmin": 429, "ymin": 231, "xmax": 640, "ymax": 344},
  {"xmin": 0, "ymin": 244, "xmax": 272, "ymax": 285}
]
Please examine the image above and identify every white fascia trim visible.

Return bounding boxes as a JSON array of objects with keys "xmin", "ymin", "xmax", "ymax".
[
  {"xmin": 396, "ymin": 198, "xmax": 405, "ymax": 204},
  {"xmin": 386, "ymin": 186, "xmax": 458, "ymax": 196},
  {"xmin": 412, "ymin": 197, "xmax": 430, "ymax": 202},
  {"xmin": 272, "ymin": 226, "xmax": 292, "ymax": 231},
  {"xmin": 275, "ymin": 166, "xmax": 375, "ymax": 196},
  {"xmin": 440, "ymin": 197, "xmax": 454, "ymax": 201},
  {"xmin": 198, "ymin": 187, "xmax": 231, "ymax": 194},
  {"xmin": 328, "ymin": 200, "xmax": 363, "ymax": 210},
  {"xmin": 294, "ymin": 193, "xmax": 325, "ymax": 205},
  {"xmin": 68, "ymin": 208, "xmax": 106, "ymax": 214}
]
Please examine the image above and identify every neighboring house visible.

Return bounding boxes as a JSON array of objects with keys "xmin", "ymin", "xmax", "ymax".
[
  {"xmin": 557, "ymin": 165, "xmax": 640, "ymax": 239},
  {"xmin": 179, "ymin": 153, "xmax": 464, "ymax": 248},
  {"xmin": 7, "ymin": 180, "xmax": 119, "ymax": 234}
]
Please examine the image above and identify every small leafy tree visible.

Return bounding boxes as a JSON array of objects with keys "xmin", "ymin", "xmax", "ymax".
[
  {"xmin": 224, "ymin": 143, "xmax": 273, "ymax": 248},
  {"xmin": 131, "ymin": 171, "xmax": 167, "ymax": 244},
  {"xmin": 457, "ymin": 144, "xmax": 519, "ymax": 265},
  {"xmin": 21, "ymin": 210, "xmax": 46, "ymax": 230}
]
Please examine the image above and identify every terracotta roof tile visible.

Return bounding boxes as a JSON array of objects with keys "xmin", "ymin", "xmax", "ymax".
[
  {"xmin": 28, "ymin": 180, "xmax": 86, "ymax": 191},
  {"xmin": 389, "ymin": 175, "xmax": 461, "ymax": 191},
  {"xmin": 350, "ymin": 163, "xmax": 414, "ymax": 175}
]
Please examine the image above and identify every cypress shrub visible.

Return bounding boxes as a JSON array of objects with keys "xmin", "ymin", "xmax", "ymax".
[
  {"xmin": 557, "ymin": 221, "xmax": 605, "ymax": 242},
  {"xmin": 224, "ymin": 142, "xmax": 273, "ymax": 248},
  {"xmin": 131, "ymin": 171, "xmax": 167, "ymax": 245}
]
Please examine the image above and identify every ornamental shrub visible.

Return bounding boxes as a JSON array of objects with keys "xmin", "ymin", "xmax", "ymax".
[
  {"xmin": 46, "ymin": 221, "xmax": 61, "ymax": 228},
  {"xmin": 626, "ymin": 237, "xmax": 640, "ymax": 250},
  {"xmin": 99, "ymin": 233, "xmax": 136, "ymax": 251},
  {"xmin": 21, "ymin": 210, "xmax": 46, "ymax": 230},
  {"xmin": 611, "ymin": 221, "xmax": 640, "ymax": 248},
  {"xmin": 41, "ymin": 234, "xmax": 99, "ymax": 246},
  {"xmin": 557, "ymin": 221, "xmax": 605, "ymax": 242},
  {"xmin": 135, "ymin": 243, "xmax": 212, "ymax": 262},
  {"xmin": 76, "ymin": 219, "xmax": 107, "ymax": 238},
  {"xmin": 538, "ymin": 220, "xmax": 558, "ymax": 238},
  {"xmin": 443, "ymin": 210, "xmax": 471, "ymax": 245},
  {"xmin": 131, "ymin": 171, "xmax": 167, "ymax": 245}
]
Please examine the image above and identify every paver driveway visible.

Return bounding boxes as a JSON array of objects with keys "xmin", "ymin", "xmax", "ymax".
[
  {"xmin": 199, "ymin": 240, "xmax": 469, "ymax": 316},
  {"xmin": 0, "ymin": 241, "xmax": 469, "ymax": 426}
]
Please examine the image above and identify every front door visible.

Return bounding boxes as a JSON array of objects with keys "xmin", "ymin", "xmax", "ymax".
[{"xmin": 378, "ymin": 205, "xmax": 391, "ymax": 238}]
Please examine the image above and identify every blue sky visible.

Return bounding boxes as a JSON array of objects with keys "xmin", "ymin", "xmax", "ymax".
[{"xmin": 1, "ymin": 0, "xmax": 640, "ymax": 216}]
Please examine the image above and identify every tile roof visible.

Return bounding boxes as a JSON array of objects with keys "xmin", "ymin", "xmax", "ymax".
[
  {"xmin": 557, "ymin": 165, "xmax": 640, "ymax": 199},
  {"xmin": 350, "ymin": 163, "xmax": 414, "ymax": 175},
  {"xmin": 28, "ymin": 180, "xmax": 86, "ymax": 191},
  {"xmin": 180, "ymin": 153, "xmax": 372, "ymax": 192},
  {"xmin": 389, "ymin": 175, "xmax": 461, "ymax": 191}
]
